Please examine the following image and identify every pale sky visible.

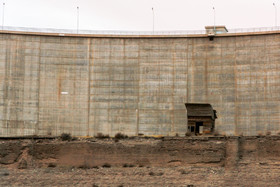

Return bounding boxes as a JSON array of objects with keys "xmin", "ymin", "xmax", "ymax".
[{"xmin": 0, "ymin": 0, "xmax": 279, "ymax": 31}]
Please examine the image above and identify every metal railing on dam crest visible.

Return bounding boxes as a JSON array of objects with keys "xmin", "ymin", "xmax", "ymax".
[{"xmin": 1, "ymin": 26, "xmax": 280, "ymax": 35}]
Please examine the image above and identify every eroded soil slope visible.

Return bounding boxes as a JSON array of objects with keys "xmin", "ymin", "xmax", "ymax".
[{"xmin": 1, "ymin": 136, "xmax": 280, "ymax": 186}]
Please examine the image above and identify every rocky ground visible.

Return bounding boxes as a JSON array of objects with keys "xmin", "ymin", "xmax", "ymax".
[
  {"xmin": 1, "ymin": 136, "xmax": 280, "ymax": 186},
  {"xmin": 1, "ymin": 163, "xmax": 280, "ymax": 186}
]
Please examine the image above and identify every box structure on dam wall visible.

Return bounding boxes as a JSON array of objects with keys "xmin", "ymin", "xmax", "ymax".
[{"xmin": 0, "ymin": 30, "xmax": 280, "ymax": 137}]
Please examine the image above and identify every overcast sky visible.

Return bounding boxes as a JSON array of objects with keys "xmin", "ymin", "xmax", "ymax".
[{"xmin": 0, "ymin": 0, "xmax": 279, "ymax": 31}]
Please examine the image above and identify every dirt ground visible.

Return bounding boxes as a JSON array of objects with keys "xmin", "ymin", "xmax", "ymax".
[
  {"xmin": 1, "ymin": 163, "xmax": 280, "ymax": 186},
  {"xmin": 1, "ymin": 136, "xmax": 280, "ymax": 186}
]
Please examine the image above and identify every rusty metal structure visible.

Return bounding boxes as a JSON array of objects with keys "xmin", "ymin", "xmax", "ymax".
[{"xmin": 0, "ymin": 27, "xmax": 280, "ymax": 137}]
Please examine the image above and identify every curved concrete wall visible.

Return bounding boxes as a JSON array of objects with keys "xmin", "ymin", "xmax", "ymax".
[{"xmin": 0, "ymin": 31, "xmax": 279, "ymax": 137}]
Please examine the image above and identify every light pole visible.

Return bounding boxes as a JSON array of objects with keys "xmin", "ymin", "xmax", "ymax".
[
  {"xmin": 77, "ymin": 6, "xmax": 79, "ymax": 33},
  {"xmin": 152, "ymin": 7, "xmax": 154, "ymax": 34},
  {"xmin": 213, "ymin": 7, "xmax": 216, "ymax": 33},
  {"xmin": 273, "ymin": 3, "xmax": 277, "ymax": 27},
  {"xmin": 2, "ymin": 2, "xmax": 5, "ymax": 30}
]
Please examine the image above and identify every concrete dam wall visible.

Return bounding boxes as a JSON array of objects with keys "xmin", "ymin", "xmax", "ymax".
[{"xmin": 0, "ymin": 31, "xmax": 280, "ymax": 137}]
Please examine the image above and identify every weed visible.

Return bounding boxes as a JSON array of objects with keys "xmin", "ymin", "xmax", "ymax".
[
  {"xmin": 122, "ymin": 163, "xmax": 134, "ymax": 168},
  {"xmin": 148, "ymin": 171, "xmax": 163, "ymax": 176},
  {"xmin": 60, "ymin": 133, "xmax": 72, "ymax": 141},
  {"xmin": 78, "ymin": 163, "xmax": 91, "ymax": 169},
  {"xmin": 1, "ymin": 172, "xmax": 9, "ymax": 176},
  {"xmin": 48, "ymin": 163, "xmax": 57, "ymax": 168},
  {"xmin": 95, "ymin": 133, "xmax": 110, "ymax": 139},
  {"xmin": 115, "ymin": 132, "xmax": 128, "ymax": 140},
  {"xmin": 185, "ymin": 132, "xmax": 191, "ymax": 137},
  {"xmin": 102, "ymin": 163, "xmax": 111, "ymax": 168}
]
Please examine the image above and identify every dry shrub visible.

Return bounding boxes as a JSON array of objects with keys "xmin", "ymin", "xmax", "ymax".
[
  {"xmin": 115, "ymin": 132, "xmax": 128, "ymax": 140},
  {"xmin": 102, "ymin": 163, "xmax": 111, "ymax": 168},
  {"xmin": 185, "ymin": 132, "xmax": 191, "ymax": 137},
  {"xmin": 95, "ymin": 133, "xmax": 110, "ymax": 139},
  {"xmin": 149, "ymin": 171, "xmax": 164, "ymax": 176},
  {"xmin": 78, "ymin": 163, "xmax": 91, "ymax": 169},
  {"xmin": 123, "ymin": 163, "xmax": 134, "ymax": 168},
  {"xmin": 48, "ymin": 163, "xmax": 57, "ymax": 168},
  {"xmin": 60, "ymin": 133, "xmax": 72, "ymax": 141}
]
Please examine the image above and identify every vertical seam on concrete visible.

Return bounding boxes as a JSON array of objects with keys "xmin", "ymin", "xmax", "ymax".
[
  {"xmin": 3, "ymin": 35, "xmax": 10, "ymax": 136},
  {"xmin": 36, "ymin": 36, "xmax": 41, "ymax": 136},
  {"xmin": 234, "ymin": 36, "xmax": 237, "ymax": 136},
  {"xmin": 87, "ymin": 38, "xmax": 91, "ymax": 137},
  {"xmin": 186, "ymin": 39, "xmax": 189, "ymax": 129},
  {"xmin": 123, "ymin": 40, "xmax": 126, "ymax": 134},
  {"xmin": 157, "ymin": 39, "xmax": 160, "ymax": 135},
  {"xmin": 171, "ymin": 39, "xmax": 175, "ymax": 135},
  {"xmin": 205, "ymin": 39, "xmax": 208, "ymax": 101},
  {"xmin": 108, "ymin": 40, "xmax": 111, "ymax": 136},
  {"xmin": 136, "ymin": 39, "xmax": 140, "ymax": 135},
  {"xmin": 249, "ymin": 37, "xmax": 252, "ymax": 135},
  {"xmin": 18, "ymin": 37, "xmax": 25, "ymax": 136},
  {"xmin": 189, "ymin": 39, "xmax": 194, "ymax": 102},
  {"xmin": 186, "ymin": 39, "xmax": 189, "ymax": 103},
  {"xmin": 264, "ymin": 36, "xmax": 268, "ymax": 133}
]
